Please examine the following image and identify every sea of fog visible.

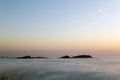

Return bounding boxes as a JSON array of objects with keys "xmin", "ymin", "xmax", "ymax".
[{"xmin": 0, "ymin": 56, "xmax": 120, "ymax": 80}]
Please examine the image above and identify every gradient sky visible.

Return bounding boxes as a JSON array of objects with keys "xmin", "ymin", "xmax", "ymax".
[{"xmin": 1, "ymin": 0, "xmax": 120, "ymax": 56}]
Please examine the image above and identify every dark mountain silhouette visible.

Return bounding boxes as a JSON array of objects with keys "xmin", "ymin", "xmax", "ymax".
[
  {"xmin": 60, "ymin": 55, "xmax": 93, "ymax": 59},
  {"xmin": 60, "ymin": 55, "xmax": 70, "ymax": 58},
  {"xmin": 16, "ymin": 55, "xmax": 47, "ymax": 59},
  {"xmin": 72, "ymin": 55, "xmax": 93, "ymax": 58}
]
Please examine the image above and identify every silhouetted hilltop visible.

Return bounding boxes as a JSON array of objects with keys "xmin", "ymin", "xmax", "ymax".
[
  {"xmin": 60, "ymin": 55, "xmax": 70, "ymax": 58},
  {"xmin": 60, "ymin": 55, "xmax": 93, "ymax": 59},
  {"xmin": 72, "ymin": 55, "xmax": 92, "ymax": 58},
  {"xmin": 16, "ymin": 55, "xmax": 47, "ymax": 59},
  {"xmin": 18, "ymin": 55, "xmax": 31, "ymax": 59}
]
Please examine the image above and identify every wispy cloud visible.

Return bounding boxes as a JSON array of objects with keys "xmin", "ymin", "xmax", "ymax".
[
  {"xmin": 92, "ymin": 15, "xmax": 106, "ymax": 25},
  {"xmin": 91, "ymin": 1, "xmax": 111, "ymax": 25},
  {"xmin": 91, "ymin": 8, "xmax": 106, "ymax": 25}
]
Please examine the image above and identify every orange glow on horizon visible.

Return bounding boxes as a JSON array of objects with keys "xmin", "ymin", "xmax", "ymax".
[{"xmin": 1, "ymin": 40, "xmax": 120, "ymax": 51}]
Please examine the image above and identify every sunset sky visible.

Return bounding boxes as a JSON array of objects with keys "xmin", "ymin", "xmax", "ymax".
[{"xmin": 1, "ymin": 0, "xmax": 120, "ymax": 56}]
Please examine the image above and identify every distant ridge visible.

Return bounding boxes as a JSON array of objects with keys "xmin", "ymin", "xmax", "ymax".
[
  {"xmin": 72, "ymin": 55, "xmax": 92, "ymax": 58},
  {"xmin": 60, "ymin": 55, "xmax": 70, "ymax": 58},
  {"xmin": 60, "ymin": 55, "xmax": 93, "ymax": 59},
  {"xmin": 16, "ymin": 55, "xmax": 47, "ymax": 59}
]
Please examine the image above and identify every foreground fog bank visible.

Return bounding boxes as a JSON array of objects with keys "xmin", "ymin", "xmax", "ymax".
[{"xmin": 0, "ymin": 57, "xmax": 120, "ymax": 80}]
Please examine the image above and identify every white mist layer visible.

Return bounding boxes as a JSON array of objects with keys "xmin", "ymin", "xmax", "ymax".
[{"xmin": 0, "ymin": 57, "xmax": 120, "ymax": 80}]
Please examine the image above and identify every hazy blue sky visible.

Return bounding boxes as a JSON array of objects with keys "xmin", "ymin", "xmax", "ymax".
[{"xmin": 1, "ymin": 0, "xmax": 120, "ymax": 56}]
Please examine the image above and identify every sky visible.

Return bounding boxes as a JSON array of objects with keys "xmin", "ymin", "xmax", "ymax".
[{"xmin": 1, "ymin": 0, "xmax": 120, "ymax": 56}]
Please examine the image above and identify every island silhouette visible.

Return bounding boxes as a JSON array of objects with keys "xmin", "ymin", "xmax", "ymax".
[
  {"xmin": 60, "ymin": 55, "xmax": 93, "ymax": 59},
  {"xmin": 16, "ymin": 55, "xmax": 47, "ymax": 59},
  {"xmin": 0, "ymin": 55, "xmax": 93, "ymax": 59}
]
